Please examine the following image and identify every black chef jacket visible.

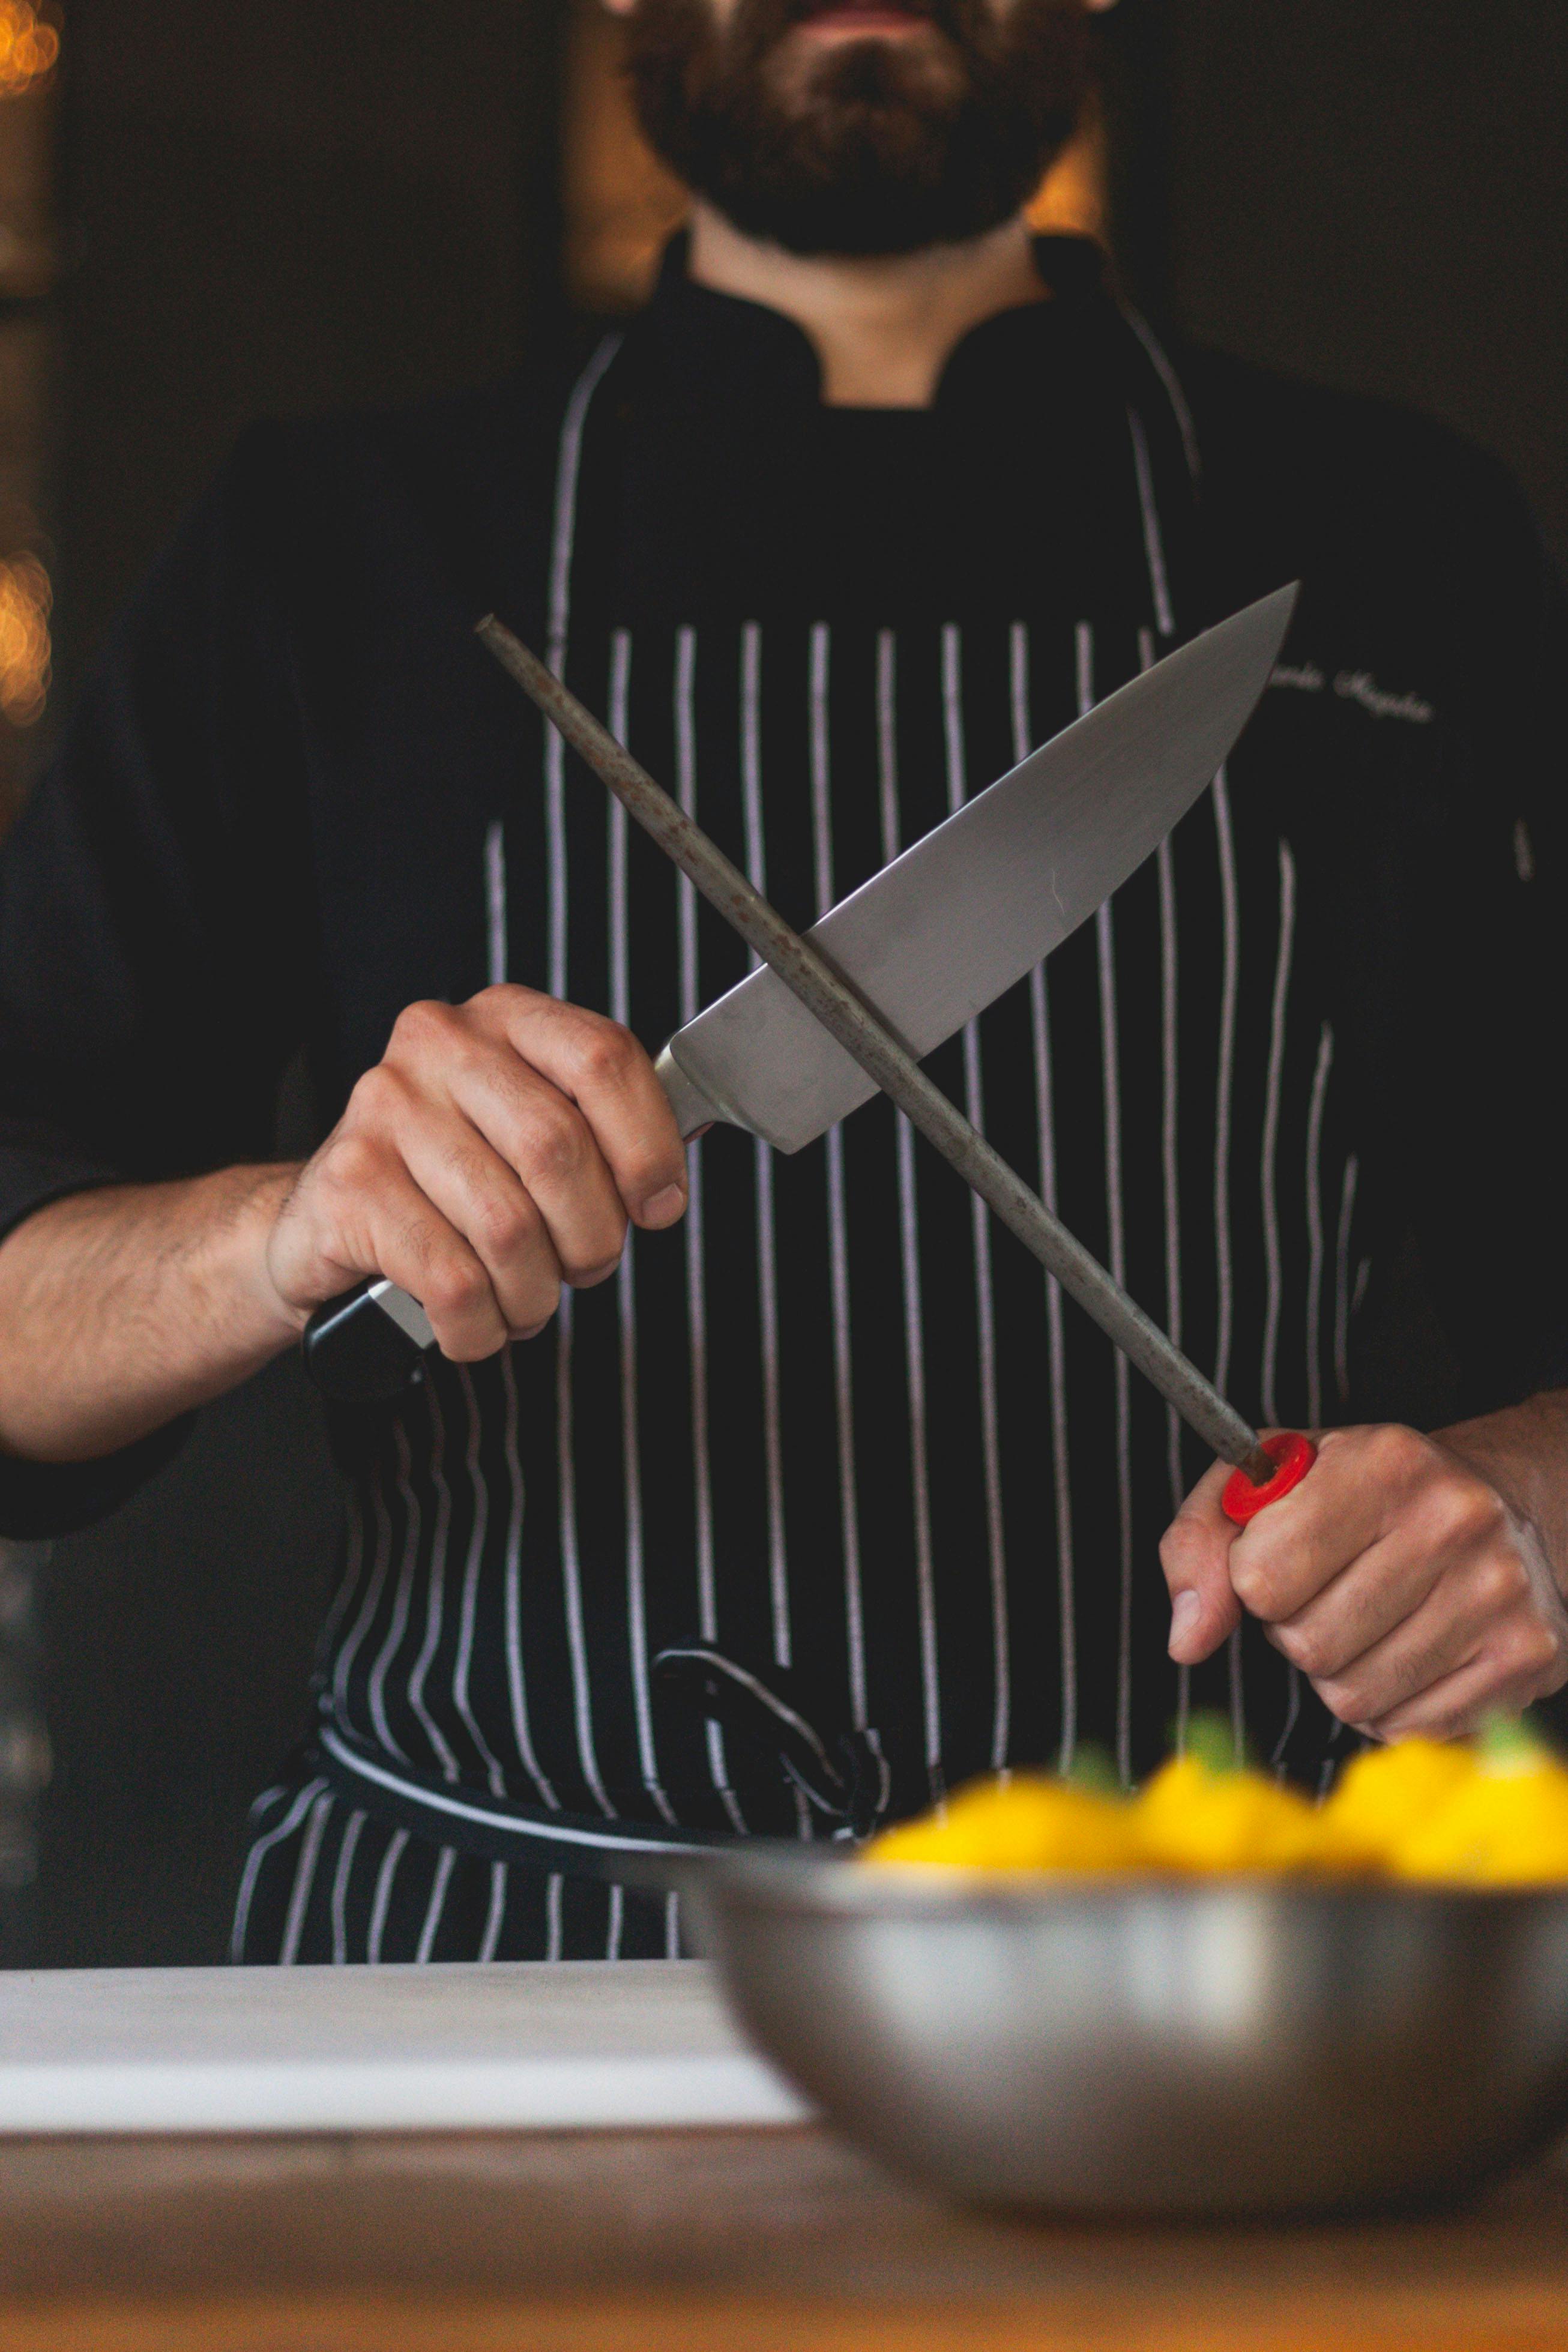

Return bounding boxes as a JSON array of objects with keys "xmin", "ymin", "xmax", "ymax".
[{"xmin": 1, "ymin": 237, "xmax": 1564, "ymax": 1964}]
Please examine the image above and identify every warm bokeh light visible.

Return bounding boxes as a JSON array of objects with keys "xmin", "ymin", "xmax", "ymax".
[
  {"xmin": 564, "ymin": 1, "xmax": 686, "ymax": 315},
  {"xmin": 1026, "ymin": 102, "xmax": 1108, "ymax": 244},
  {"xmin": 0, "ymin": 2, "xmax": 58, "ymax": 100},
  {"xmin": 564, "ymin": 2, "xmax": 1108, "ymax": 315},
  {"xmin": 0, "ymin": 554, "xmax": 51, "ymax": 726}
]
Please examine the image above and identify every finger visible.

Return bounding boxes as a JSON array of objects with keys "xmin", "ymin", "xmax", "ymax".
[
  {"xmin": 472, "ymin": 989, "xmax": 688, "ymax": 1226},
  {"xmin": 1226, "ymin": 1425, "xmax": 1439, "ymax": 1626},
  {"xmin": 363, "ymin": 1165, "xmax": 511, "ymax": 1363},
  {"xmin": 451, "ymin": 1062, "xmax": 632, "ymax": 1288},
  {"xmin": 1307, "ymin": 1576, "xmax": 1494, "ymax": 1729},
  {"xmin": 384, "ymin": 1009, "xmax": 630, "ymax": 1285},
  {"xmin": 1160, "ymin": 1457, "xmax": 1244, "ymax": 1665},
  {"xmin": 1322, "ymin": 1564, "xmax": 1567, "ymax": 1736},
  {"xmin": 1364, "ymin": 1638, "xmax": 1559, "ymax": 1744},
  {"xmin": 1265, "ymin": 1530, "xmax": 1447, "ymax": 1682},
  {"xmin": 397, "ymin": 998, "xmax": 647, "ymax": 1279},
  {"xmin": 273, "ymin": 1122, "xmax": 510, "ymax": 1360},
  {"xmin": 396, "ymin": 1111, "xmax": 564, "ymax": 1334}
]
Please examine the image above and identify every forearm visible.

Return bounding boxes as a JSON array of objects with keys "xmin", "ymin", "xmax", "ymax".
[
  {"xmin": 1439, "ymin": 1389, "xmax": 1568, "ymax": 1591},
  {"xmin": 0, "ymin": 1165, "xmax": 306, "ymax": 1464},
  {"xmin": 0, "ymin": 981, "xmax": 693, "ymax": 1467}
]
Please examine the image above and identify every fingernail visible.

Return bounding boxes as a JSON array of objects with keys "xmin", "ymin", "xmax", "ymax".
[
  {"xmin": 640, "ymin": 1183, "xmax": 687, "ymax": 1227},
  {"xmin": 1168, "ymin": 1591, "xmax": 1204, "ymax": 1661}
]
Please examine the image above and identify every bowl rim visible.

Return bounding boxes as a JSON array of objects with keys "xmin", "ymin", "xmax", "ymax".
[{"xmin": 672, "ymin": 1843, "xmax": 1568, "ymax": 1919}]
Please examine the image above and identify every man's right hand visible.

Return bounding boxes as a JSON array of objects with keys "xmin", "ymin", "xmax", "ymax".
[{"xmin": 264, "ymin": 985, "xmax": 689, "ymax": 1363}]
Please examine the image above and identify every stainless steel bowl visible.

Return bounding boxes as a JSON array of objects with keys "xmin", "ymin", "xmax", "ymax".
[{"xmin": 678, "ymin": 1850, "xmax": 1568, "ymax": 2218}]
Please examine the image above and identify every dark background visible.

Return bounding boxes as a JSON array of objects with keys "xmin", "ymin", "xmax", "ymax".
[{"xmin": 2, "ymin": 0, "xmax": 1565, "ymax": 1966}]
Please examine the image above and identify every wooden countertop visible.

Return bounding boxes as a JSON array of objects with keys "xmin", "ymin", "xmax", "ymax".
[{"xmin": 4, "ymin": 2123, "xmax": 1568, "ymax": 2351}]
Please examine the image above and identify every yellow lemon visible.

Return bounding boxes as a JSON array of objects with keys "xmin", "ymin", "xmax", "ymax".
[
  {"xmin": 861, "ymin": 1722, "xmax": 1568, "ymax": 1886},
  {"xmin": 1312, "ymin": 1738, "xmax": 1478, "ymax": 1871},
  {"xmin": 1390, "ymin": 1725, "xmax": 1568, "ymax": 1886},
  {"xmin": 864, "ymin": 1773, "xmax": 1139, "ymax": 1872},
  {"xmin": 1133, "ymin": 1753, "xmax": 1321, "ymax": 1874}
]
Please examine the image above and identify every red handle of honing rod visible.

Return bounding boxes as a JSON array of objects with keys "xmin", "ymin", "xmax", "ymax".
[{"xmin": 1222, "ymin": 1431, "xmax": 1318, "ymax": 1525}]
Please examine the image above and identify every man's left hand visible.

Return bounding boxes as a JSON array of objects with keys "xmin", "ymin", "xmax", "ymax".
[{"xmin": 1160, "ymin": 1397, "xmax": 1568, "ymax": 1739}]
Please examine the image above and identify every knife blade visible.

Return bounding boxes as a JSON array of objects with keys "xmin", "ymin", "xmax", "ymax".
[
  {"xmin": 304, "ymin": 588, "xmax": 1295, "ymax": 1404},
  {"xmin": 657, "ymin": 585, "xmax": 1297, "ymax": 1151}
]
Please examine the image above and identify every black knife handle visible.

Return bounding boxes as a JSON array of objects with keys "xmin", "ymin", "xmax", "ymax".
[{"xmin": 303, "ymin": 1279, "xmax": 430, "ymax": 1404}]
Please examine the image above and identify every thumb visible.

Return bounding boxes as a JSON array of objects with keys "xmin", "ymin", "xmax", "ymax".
[{"xmin": 1160, "ymin": 1459, "xmax": 1244, "ymax": 1665}]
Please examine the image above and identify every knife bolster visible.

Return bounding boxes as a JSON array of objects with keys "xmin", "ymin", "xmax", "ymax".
[{"xmin": 654, "ymin": 1045, "xmax": 725, "ymax": 1141}]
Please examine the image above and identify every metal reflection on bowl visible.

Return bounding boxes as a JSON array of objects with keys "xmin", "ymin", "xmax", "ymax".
[{"xmin": 674, "ymin": 1850, "xmax": 1568, "ymax": 2218}]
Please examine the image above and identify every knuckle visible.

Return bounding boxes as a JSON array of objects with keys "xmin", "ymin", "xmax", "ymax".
[
  {"xmin": 1230, "ymin": 1558, "xmax": 1286, "ymax": 1621},
  {"xmin": 322, "ymin": 1127, "xmax": 386, "ymax": 1195},
  {"xmin": 1365, "ymin": 1422, "xmax": 1431, "ymax": 1485},
  {"xmin": 518, "ymin": 1101, "xmax": 591, "ymax": 1189},
  {"xmin": 1506, "ymin": 1618, "xmax": 1561, "ymax": 1681},
  {"xmin": 473, "ymin": 1192, "xmax": 536, "ymax": 1262},
  {"xmin": 471, "ymin": 982, "xmax": 531, "ymax": 1021},
  {"xmin": 345, "ymin": 1063, "xmax": 404, "ymax": 1128},
  {"xmin": 1437, "ymin": 1477, "xmax": 1509, "ymax": 1550},
  {"xmin": 571, "ymin": 1017, "xmax": 640, "ymax": 1090},
  {"xmin": 420, "ymin": 1256, "xmax": 491, "ymax": 1321},
  {"xmin": 1471, "ymin": 1548, "xmax": 1529, "ymax": 1618},
  {"xmin": 391, "ymin": 997, "xmax": 459, "ymax": 1056},
  {"xmin": 1527, "ymin": 1633, "xmax": 1563, "ymax": 1687}
]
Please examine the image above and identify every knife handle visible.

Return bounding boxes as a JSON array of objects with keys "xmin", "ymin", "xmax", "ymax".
[
  {"xmin": 1221, "ymin": 1432, "xmax": 1316, "ymax": 1524},
  {"xmin": 303, "ymin": 1278, "xmax": 436, "ymax": 1404}
]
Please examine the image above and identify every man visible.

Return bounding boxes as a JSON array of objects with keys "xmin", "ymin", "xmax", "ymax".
[{"xmin": 1, "ymin": 0, "xmax": 1564, "ymax": 1962}]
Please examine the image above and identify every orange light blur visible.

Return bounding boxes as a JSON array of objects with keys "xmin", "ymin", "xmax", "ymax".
[
  {"xmin": 1026, "ymin": 105, "xmax": 1108, "ymax": 244},
  {"xmin": 0, "ymin": 555, "xmax": 51, "ymax": 727},
  {"xmin": 564, "ymin": 2, "xmax": 687, "ymax": 315},
  {"xmin": 0, "ymin": 1, "xmax": 58, "ymax": 100}
]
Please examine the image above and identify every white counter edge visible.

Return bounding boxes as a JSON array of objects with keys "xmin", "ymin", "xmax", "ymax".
[{"xmin": 0, "ymin": 2052, "xmax": 813, "ymax": 2136}]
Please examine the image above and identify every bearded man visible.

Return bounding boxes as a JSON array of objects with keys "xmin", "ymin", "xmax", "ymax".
[{"xmin": 1, "ymin": 0, "xmax": 1564, "ymax": 1962}]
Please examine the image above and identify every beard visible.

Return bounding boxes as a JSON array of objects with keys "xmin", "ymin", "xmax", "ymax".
[{"xmin": 623, "ymin": 0, "xmax": 1095, "ymax": 258}]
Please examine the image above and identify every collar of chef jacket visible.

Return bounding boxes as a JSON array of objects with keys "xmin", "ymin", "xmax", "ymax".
[{"xmin": 556, "ymin": 229, "xmax": 1207, "ymax": 638}]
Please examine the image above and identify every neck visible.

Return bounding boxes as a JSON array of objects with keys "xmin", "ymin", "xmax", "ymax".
[{"xmin": 687, "ymin": 205, "xmax": 1048, "ymax": 408}]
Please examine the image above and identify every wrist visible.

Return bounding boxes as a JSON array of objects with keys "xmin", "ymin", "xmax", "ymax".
[
  {"xmin": 1439, "ymin": 1392, "xmax": 1568, "ymax": 1592},
  {"xmin": 219, "ymin": 1162, "xmax": 312, "ymax": 1342}
]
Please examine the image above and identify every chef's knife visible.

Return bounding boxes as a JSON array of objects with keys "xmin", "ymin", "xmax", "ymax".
[
  {"xmin": 476, "ymin": 605, "xmax": 1316, "ymax": 1526},
  {"xmin": 305, "ymin": 586, "xmax": 1303, "ymax": 1519},
  {"xmin": 656, "ymin": 586, "xmax": 1296, "ymax": 1153}
]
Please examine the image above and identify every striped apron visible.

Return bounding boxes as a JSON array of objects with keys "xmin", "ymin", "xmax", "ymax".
[{"xmin": 234, "ymin": 316, "xmax": 1367, "ymax": 1964}]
